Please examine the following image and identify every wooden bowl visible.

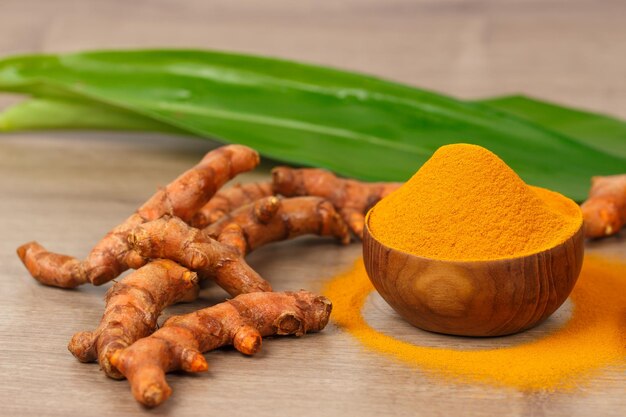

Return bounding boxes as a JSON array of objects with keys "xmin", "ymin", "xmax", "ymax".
[{"xmin": 363, "ymin": 214, "xmax": 584, "ymax": 337}]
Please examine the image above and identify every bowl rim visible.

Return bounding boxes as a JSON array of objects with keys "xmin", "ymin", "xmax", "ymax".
[{"xmin": 364, "ymin": 208, "xmax": 584, "ymax": 265}]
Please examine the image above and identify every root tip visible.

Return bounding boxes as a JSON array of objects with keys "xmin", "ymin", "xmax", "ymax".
[
  {"xmin": 234, "ymin": 326, "xmax": 263, "ymax": 355},
  {"xmin": 181, "ymin": 348, "xmax": 209, "ymax": 373},
  {"xmin": 191, "ymin": 356, "xmax": 209, "ymax": 372},
  {"xmin": 68, "ymin": 331, "xmax": 96, "ymax": 362},
  {"xmin": 141, "ymin": 383, "xmax": 171, "ymax": 408},
  {"xmin": 16, "ymin": 241, "xmax": 39, "ymax": 262}
]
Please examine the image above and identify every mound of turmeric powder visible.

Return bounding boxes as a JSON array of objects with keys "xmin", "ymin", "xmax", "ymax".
[{"xmin": 368, "ymin": 144, "xmax": 582, "ymax": 261}]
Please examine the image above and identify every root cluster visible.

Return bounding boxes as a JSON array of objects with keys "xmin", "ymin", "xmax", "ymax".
[{"xmin": 16, "ymin": 145, "xmax": 397, "ymax": 407}]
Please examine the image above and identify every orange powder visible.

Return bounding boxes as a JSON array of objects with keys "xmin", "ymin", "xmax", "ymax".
[
  {"xmin": 368, "ymin": 144, "xmax": 582, "ymax": 261},
  {"xmin": 323, "ymin": 255, "xmax": 626, "ymax": 390}
]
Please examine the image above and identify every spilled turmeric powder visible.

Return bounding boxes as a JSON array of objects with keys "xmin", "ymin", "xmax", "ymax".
[
  {"xmin": 324, "ymin": 255, "xmax": 626, "ymax": 390},
  {"xmin": 368, "ymin": 144, "xmax": 582, "ymax": 260}
]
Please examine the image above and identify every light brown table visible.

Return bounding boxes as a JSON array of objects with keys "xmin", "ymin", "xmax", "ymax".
[{"xmin": 1, "ymin": 1, "xmax": 624, "ymax": 416}]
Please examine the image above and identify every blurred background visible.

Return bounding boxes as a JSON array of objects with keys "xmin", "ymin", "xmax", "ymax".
[{"xmin": 2, "ymin": 0, "xmax": 625, "ymax": 117}]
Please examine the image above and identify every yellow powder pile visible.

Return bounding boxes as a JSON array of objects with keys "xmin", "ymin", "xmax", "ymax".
[
  {"xmin": 368, "ymin": 144, "xmax": 582, "ymax": 261},
  {"xmin": 324, "ymin": 255, "xmax": 626, "ymax": 390}
]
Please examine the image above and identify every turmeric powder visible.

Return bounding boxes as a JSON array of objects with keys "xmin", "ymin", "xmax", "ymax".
[
  {"xmin": 324, "ymin": 255, "xmax": 626, "ymax": 390},
  {"xmin": 368, "ymin": 144, "xmax": 582, "ymax": 260}
]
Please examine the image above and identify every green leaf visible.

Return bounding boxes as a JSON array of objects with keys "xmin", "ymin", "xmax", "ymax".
[
  {"xmin": 0, "ymin": 96, "xmax": 179, "ymax": 133},
  {"xmin": 478, "ymin": 95, "xmax": 626, "ymax": 159},
  {"xmin": 0, "ymin": 50, "xmax": 624, "ymax": 201},
  {"xmin": 8, "ymin": 95, "xmax": 625, "ymax": 161}
]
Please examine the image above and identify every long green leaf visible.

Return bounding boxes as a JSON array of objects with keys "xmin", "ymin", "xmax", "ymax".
[
  {"xmin": 478, "ymin": 95, "xmax": 626, "ymax": 159},
  {"xmin": 0, "ymin": 96, "xmax": 180, "ymax": 133},
  {"xmin": 0, "ymin": 50, "xmax": 624, "ymax": 200},
  {"xmin": 6, "ymin": 94, "xmax": 625, "ymax": 161},
  {"xmin": 7, "ymin": 94, "xmax": 625, "ymax": 157}
]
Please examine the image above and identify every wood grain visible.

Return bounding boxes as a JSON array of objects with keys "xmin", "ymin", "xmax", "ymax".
[
  {"xmin": 0, "ymin": 1, "xmax": 625, "ymax": 416},
  {"xmin": 364, "ymin": 220, "xmax": 584, "ymax": 336}
]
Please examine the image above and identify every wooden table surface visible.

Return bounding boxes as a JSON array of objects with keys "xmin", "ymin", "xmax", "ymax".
[{"xmin": 1, "ymin": 1, "xmax": 624, "ymax": 416}]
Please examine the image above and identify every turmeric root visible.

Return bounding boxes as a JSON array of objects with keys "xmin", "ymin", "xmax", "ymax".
[
  {"xmin": 272, "ymin": 167, "xmax": 401, "ymax": 238},
  {"xmin": 110, "ymin": 290, "xmax": 332, "ymax": 408},
  {"xmin": 15, "ymin": 145, "xmax": 350, "ymax": 408},
  {"xmin": 191, "ymin": 181, "xmax": 274, "ymax": 228},
  {"xmin": 68, "ymin": 260, "xmax": 199, "ymax": 379},
  {"xmin": 17, "ymin": 145, "xmax": 259, "ymax": 288},
  {"xmin": 128, "ymin": 216, "xmax": 271, "ymax": 296},
  {"xmin": 128, "ymin": 197, "xmax": 349, "ymax": 295},
  {"xmin": 581, "ymin": 174, "xmax": 626, "ymax": 238},
  {"xmin": 205, "ymin": 196, "xmax": 352, "ymax": 249}
]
